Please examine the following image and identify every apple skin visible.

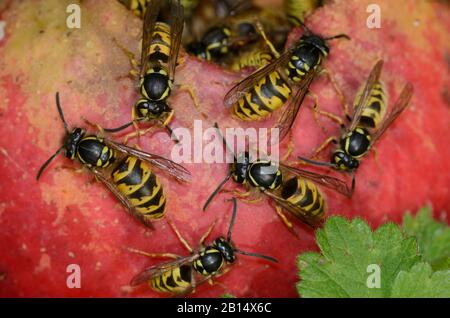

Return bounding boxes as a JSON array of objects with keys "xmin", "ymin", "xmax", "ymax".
[{"xmin": 0, "ymin": 0, "xmax": 448, "ymax": 297}]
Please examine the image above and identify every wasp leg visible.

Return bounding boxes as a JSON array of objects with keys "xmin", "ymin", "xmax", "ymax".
[
  {"xmin": 113, "ymin": 38, "xmax": 140, "ymax": 79},
  {"xmin": 275, "ymin": 205, "xmax": 299, "ymax": 238},
  {"xmin": 199, "ymin": 220, "xmax": 217, "ymax": 246},
  {"xmin": 221, "ymin": 188, "xmax": 251, "ymax": 198},
  {"xmin": 240, "ymin": 196, "xmax": 262, "ymax": 204},
  {"xmin": 281, "ymin": 130, "xmax": 295, "ymax": 162},
  {"xmin": 60, "ymin": 165, "xmax": 84, "ymax": 174},
  {"xmin": 306, "ymin": 91, "xmax": 330, "ymax": 135},
  {"xmin": 255, "ymin": 20, "xmax": 280, "ymax": 58},
  {"xmin": 371, "ymin": 147, "xmax": 381, "ymax": 169},
  {"xmin": 319, "ymin": 68, "xmax": 349, "ymax": 119},
  {"xmin": 310, "ymin": 136, "xmax": 338, "ymax": 160},
  {"xmin": 122, "ymin": 125, "xmax": 157, "ymax": 145},
  {"xmin": 176, "ymin": 84, "xmax": 206, "ymax": 119},
  {"xmin": 168, "ymin": 220, "xmax": 193, "ymax": 253},
  {"xmin": 126, "ymin": 247, "xmax": 179, "ymax": 260},
  {"xmin": 81, "ymin": 117, "xmax": 105, "ymax": 137}
]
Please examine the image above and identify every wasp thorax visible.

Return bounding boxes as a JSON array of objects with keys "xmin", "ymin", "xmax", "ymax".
[
  {"xmin": 332, "ymin": 149, "xmax": 359, "ymax": 171},
  {"xmin": 141, "ymin": 67, "xmax": 171, "ymax": 101},
  {"xmin": 135, "ymin": 99, "xmax": 171, "ymax": 120},
  {"xmin": 214, "ymin": 237, "xmax": 236, "ymax": 263},
  {"xmin": 302, "ymin": 34, "xmax": 329, "ymax": 56},
  {"xmin": 201, "ymin": 26, "xmax": 231, "ymax": 57},
  {"xmin": 64, "ymin": 128, "xmax": 85, "ymax": 159},
  {"xmin": 248, "ymin": 161, "xmax": 282, "ymax": 190},
  {"xmin": 342, "ymin": 128, "xmax": 371, "ymax": 158},
  {"xmin": 194, "ymin": 246, "xmax": 224, "ymax": 275},
  {"xmin": 236, "ymin": 22, "xmax": 256, "ymax": 37}
]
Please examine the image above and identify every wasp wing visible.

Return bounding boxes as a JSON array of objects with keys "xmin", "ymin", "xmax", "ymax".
[
  {"xmin": 371, "ymin": 83, "xmax": 413, "ymax": 144},
  {"xmin": 279, "ymin": 163, "xmax": 353, "ymax": 198},
  {"xmin": 168, "ymin": 0, "xmax": 184, "ymax": 82},
  {"xmin": 223, "ymin": 48, "xmax": 293, "ymax": 107},
  {"xmin": 275, "ymin": 70, "xmax": 316, "ymax": 142},
  {"xmin": 348, "ymin": 59, "xmax": 384, "ymax": 131},
  {"xmin": 130, "ymin": 254, "xmax": 199, "ymax": 286},
  {"xmin": 262, "ymin": 190, "xmax": 323, "ymax": 228},
  {"xmin": 140, "ymin": 0, "xmax": 163, "ymax": 77},
  {"xmin": 106, "ymin": 140, "xmax": 192, "ymax": 183},
  {"xmin": 90, "ymin": 167, "xmax": 155, "ymax": 229}
]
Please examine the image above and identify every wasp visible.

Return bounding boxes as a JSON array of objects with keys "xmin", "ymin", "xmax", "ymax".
[
  {"xmin": 202, "ymin": 124, "xmax": 352, "ymax": 232},
  {"xmin": 284, "ymin": 0, "xmax": 323, "ymax": 26},
  {"xmin": 186, "ymin": 6, "xmax": 258, "ymax": 62},
  {"xmin": 106, "ymin": 0, "xmax": 196, "ymax": 143},
  {"xmin": 36, "ymin": 92, "xmax": 191, "ymax": 228},
  {"xmin": 119, "ymin": 0, "xmax": 200, "ymax": 20},
  {"xmin": 223, "ymin": 21, "xmax": 349, "ymax": 142},
  {"xmin": 224, "ymin": 19, "xmax": 282, "ymax": 72},
  {"xmin": 128, "ymin": 198, "xmax": 277, "ymax": 295},
  {"xmin": 186, "ymin": 1, "xmax": 288, "ymax": 63},
  {"xmin": 298, "ymin": 60, "xmax": 414, "ymax": 185}
]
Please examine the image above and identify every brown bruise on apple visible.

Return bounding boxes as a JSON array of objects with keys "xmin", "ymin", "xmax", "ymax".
[{"xmin": 0, "ymin": 0, "xmax": 449, "ymax": 297}]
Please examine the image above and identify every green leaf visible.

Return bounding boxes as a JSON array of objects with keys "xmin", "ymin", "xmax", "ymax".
[
  {"xmin": 403, "ymin": 205, "xmax": 450, "ymax": 270},
  {"xmin": 297, "ymin": 216, "xmax": 420, "ymax": 298},
  {"xmin": 391, "ymin": 262, "xmax": 450, "ymax": 297},
  {"xmin": 221, "ymin": 293, "xmax": 235, "ymax": 298}
]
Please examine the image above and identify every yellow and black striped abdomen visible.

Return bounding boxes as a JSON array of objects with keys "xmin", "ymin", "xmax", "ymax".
[
  {"xmin": 233, "ymin": 71, "xmax": 292, "ymax": 121},
  {"xmin": 281, "ymin": 177, "xmax": 325, "ymax": 219},
  {"xmin": 354, "ymin": 81, "xmax": 387, "ymax": 129},
  {"xmin": 119, "ymin": 0, "xmax": 149, "ymax": 18},
  {"xmin": 231, "ymin": 50, "xmax": 273, "ymax": 72},
  {"xmin": 150, "ymin": 264, "xmax": 192, "ymax": 293},
  {"xmin": 284, "ymin": 0, "xmax": 321, "ymax": 25},
  {"xmin": 111, "ymin": 156, "xmax": 166, "ymax": 220},
  {"xmin": 148, "ymin": 22, "xmax": 171, "ymax": 64}
]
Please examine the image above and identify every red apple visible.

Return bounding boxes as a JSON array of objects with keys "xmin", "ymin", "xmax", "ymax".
[{"xmin": 0, "ymin": 0, "xmax": 448, "ymax": 297}]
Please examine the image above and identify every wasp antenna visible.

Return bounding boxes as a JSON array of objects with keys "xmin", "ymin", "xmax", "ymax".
[
  {"xmin": 325, "ymin": 33, "xmax": 351, "ymax": 41},
  {"xmin": 234, "ymin": 248, "xmax": 278, "ymax": 263},
  {"xmin": 202, "ymin": 173, "xmax": 232, "ymax": 212},
  {"xmin": 103, "ymin": 121, "xmax": 134, "ymax": 133},
  {"xmin": 36, "ymin": 146, "xmax": 64, "ymax": 180},
  {"xmin": 214, "ymin": 123, "xmax": 236, "ymax": 161},
  {"xmin": 55, "ymin": 92, "xmax": 69, "ymax": 133},
  {"xmin": 226, "ymin": 197, "xmax": 238, "ymax": 242},
  {"xmin": 297, "ymin": 156, "xmax": 336, "ymax": 168}
]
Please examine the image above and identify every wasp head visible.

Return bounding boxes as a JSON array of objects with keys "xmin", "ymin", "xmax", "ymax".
[
  {"xmin": 213, "ymin": 237, "xmax": 236, "ymax": 263},
  {"xmin": 64, "ymin": 128, "xmax": 85, "ymax": 160},
  {"xmin": 332, "ymin": 149, "xmax": 359, "ymax": 171}
]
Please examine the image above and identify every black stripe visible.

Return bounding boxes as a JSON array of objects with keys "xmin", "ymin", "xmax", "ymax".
[{"xmin": 128, "ymin": 172, "xmax": 157, "ymax": 200}]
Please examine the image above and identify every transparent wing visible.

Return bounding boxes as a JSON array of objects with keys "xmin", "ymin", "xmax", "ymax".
[
  {"xmin": 279, "ymin": 163, "xmax": 353, "ymax": 198},
  {"xmin": 130, "ymin": 254, "xmax": 199, "ymax": 286},
  {"xmin": 263, "ymin": 190, "xmax": 323, "ymax": 228},
  {"xmin": 106, "ymin": 140, "xmax": 192, "ymax": 183},
  {"xmin": 372, "ymin": 82, "xmax": 413, "ymax": 144},
  {"xmin": 140, "ymin": 0, "xmax": 163, "ymax": 77},
  {"xmin": 223, "ymin": 48, "xmax": 293, "ymax": 107},
  {"xmin": 348, "ymin": 59, "xmax": 384, "ymax": 131},
  {"xmin": 276, "ymin": 70, "xmax": 316, "ymax": 142},
  {"xmin": 168, "ymin": 0, "xmax": 184, "ymax": 81},
  {"xmin": 90, "ymin": 167, "xmax": 155, "ymax": 229}
]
